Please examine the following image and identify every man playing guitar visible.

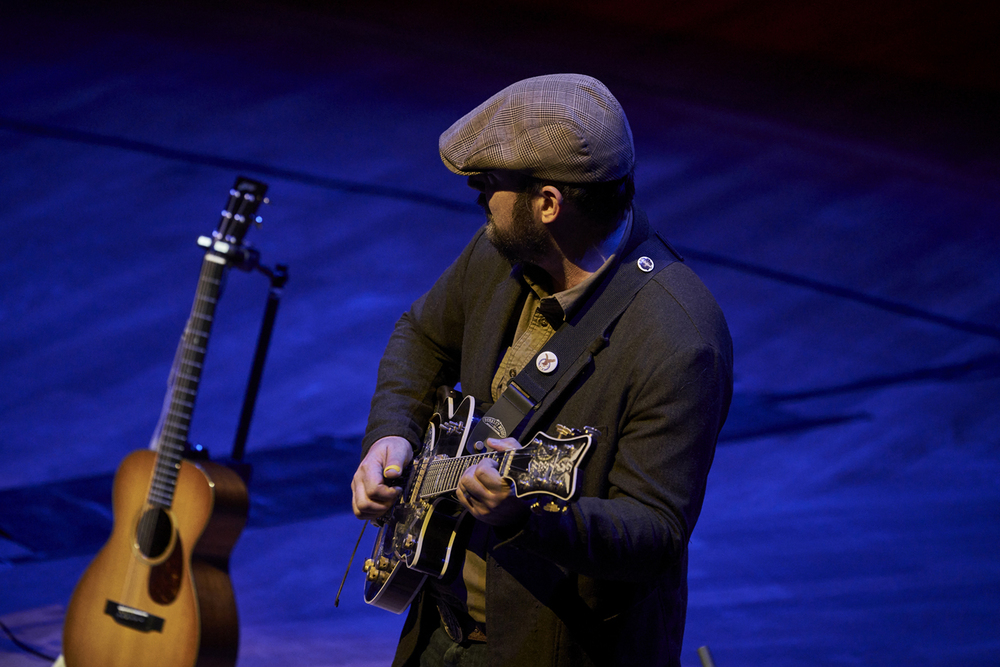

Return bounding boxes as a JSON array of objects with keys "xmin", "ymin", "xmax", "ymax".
[{"xmin": 352, "ymin": 74, "xmax": 733, "ymax": 667}]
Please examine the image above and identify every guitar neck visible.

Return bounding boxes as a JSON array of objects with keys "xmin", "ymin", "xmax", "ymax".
[
  {"xmin": 148, "ymin": 253, "xmax": 228, "ymax": 509},
  {"xmin": 417, "ymin": 451, "xmax": 509, "ymax": 499}
]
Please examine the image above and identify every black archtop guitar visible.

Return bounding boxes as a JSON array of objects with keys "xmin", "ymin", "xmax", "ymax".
[{"xmin": 363, "ymin": 389, "xmax": 595, "ymax": 613}]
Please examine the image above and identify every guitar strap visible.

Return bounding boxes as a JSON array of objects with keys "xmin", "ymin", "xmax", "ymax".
[{"xmin": 465, "ymin": 210, "xmax": 682, "ymax": 448}]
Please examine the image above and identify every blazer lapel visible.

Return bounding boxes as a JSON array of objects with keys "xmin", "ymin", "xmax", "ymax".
[{"xmin": 464, "ymin": 267, "xmax": 526, "ymax": 402}]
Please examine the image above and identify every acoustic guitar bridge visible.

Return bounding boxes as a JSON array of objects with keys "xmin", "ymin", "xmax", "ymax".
[{"xmin": 104, "ymin": 600, "xmax": 165, "ymax": 633}]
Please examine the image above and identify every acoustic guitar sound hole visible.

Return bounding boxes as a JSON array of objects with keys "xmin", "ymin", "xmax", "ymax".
[{"xmin": 137, "ymin": 507, "xmax": 173, "ymax": 559}]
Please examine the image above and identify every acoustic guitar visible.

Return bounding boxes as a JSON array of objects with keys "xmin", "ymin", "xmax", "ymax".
[{"xmin": 62, "ymin": 177, "xmax": 267, "ymax": 667}]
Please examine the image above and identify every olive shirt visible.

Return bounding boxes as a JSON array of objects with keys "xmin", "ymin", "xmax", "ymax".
[{"xmin": 361, "ymin": 209, "xmax": 733, "ymax": 667}]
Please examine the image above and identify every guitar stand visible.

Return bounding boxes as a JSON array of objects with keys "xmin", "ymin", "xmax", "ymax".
[
  {"xmin": 182, "ymin": 224, "xmax": 287, "ymax": 488},
  {"xmin": 222, "ymin": 259, "xmax": 289, "ymax": 486}
]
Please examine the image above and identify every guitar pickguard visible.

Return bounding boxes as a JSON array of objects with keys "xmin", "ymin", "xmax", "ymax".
[{"xmin": 148, "ymin": 535, "xmax": 184, "ymax": 605}]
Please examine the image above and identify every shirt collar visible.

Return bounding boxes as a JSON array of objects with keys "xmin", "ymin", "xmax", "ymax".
[{"xmin": 521, "ymin": 209, "xmax": 633, "ymax": 323}]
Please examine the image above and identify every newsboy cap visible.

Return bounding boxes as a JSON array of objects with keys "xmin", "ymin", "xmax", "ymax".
[{"xmin": 439, "ymin": 73, "xmax": 634, "ymax": 183}]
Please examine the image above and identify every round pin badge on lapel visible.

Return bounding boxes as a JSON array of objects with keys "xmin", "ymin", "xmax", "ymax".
[
  {"xmin": 536, "ymin": 351, "xmax": 558, "ymax": 374},
  {"xmin": 637, "ymin": 256, "xmax": 655, "ymax": 272}
]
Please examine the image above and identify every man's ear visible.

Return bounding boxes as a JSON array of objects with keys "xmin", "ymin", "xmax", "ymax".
[{"xmin": 537, "ymin": 185, "xmax": 564, "ymax": 224}]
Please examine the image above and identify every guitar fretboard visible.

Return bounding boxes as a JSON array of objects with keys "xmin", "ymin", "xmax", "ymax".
[
  {"xmin": 148, "ymin": 254, "xmax": 227, "ymax": 509},
  {"xmin": 418, "ymin": 451, "xmax": 508, "ymax": 499}
]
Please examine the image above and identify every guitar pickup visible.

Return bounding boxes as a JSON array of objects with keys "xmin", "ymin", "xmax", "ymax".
[{"xmin": 104, "ymin": 600, "xmax": 165, "ymax": 633}]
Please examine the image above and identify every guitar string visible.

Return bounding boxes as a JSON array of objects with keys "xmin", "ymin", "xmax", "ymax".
[
  {"xmin": 420, "ymin": 451, "xmax": 506, "ymax": 498},
  {"xmin": 110, "ymin": 188, "xmax": 255, "ymax": 615},
  {"xmin": 122, "ymin": 306, "xmax": 189, "ymax": 604},
  {"xmin": 121, "ymin": 255, "xmax": 219, "ymax": 606},
  {"xmin": 122, "ymin": 276, "xmax": 196, "ymax": 605}
]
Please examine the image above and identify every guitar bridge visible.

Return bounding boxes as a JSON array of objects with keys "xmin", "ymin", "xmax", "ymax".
[{"xmin": 104, "ymin": 600, "xmax": 165, "ymax": 633}]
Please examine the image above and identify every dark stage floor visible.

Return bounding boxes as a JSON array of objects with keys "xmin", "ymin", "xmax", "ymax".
[{"xmin": 1, "ymin": 3, "xmax": 998, "ymax": 666}]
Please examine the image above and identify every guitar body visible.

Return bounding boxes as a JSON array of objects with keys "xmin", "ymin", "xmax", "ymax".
[
  {"xmin": 365, "ymin": 495, "xmax": 472, "ymax": 613},
  {"xmin": 63, "ymin": 450, "xmax": 249, "ymax": 667}
]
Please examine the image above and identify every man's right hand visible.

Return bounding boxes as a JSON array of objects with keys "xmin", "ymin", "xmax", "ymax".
[{"xmin": 351, "ymin": 436, "xmax": 414, "ymax": 520}]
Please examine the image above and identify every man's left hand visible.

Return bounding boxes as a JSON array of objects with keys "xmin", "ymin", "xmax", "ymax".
[{"xmin": 456, "ymin": 437, "xmax": 530, "ymax": 527}]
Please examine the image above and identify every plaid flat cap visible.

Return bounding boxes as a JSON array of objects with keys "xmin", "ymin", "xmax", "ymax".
[{"xmin": 439, "ymin": 73, "xmax": 634, "ymax": 183}]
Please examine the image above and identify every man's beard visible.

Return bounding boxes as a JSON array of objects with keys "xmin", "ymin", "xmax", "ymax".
[{"xmin": 480, "ymin": 192, "xmax": 551, "ymax": 265}]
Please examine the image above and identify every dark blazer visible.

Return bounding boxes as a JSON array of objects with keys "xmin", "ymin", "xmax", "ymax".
[{"xmin": 363, "ymin": 209, "xmax": 733, "ymax": 667}]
